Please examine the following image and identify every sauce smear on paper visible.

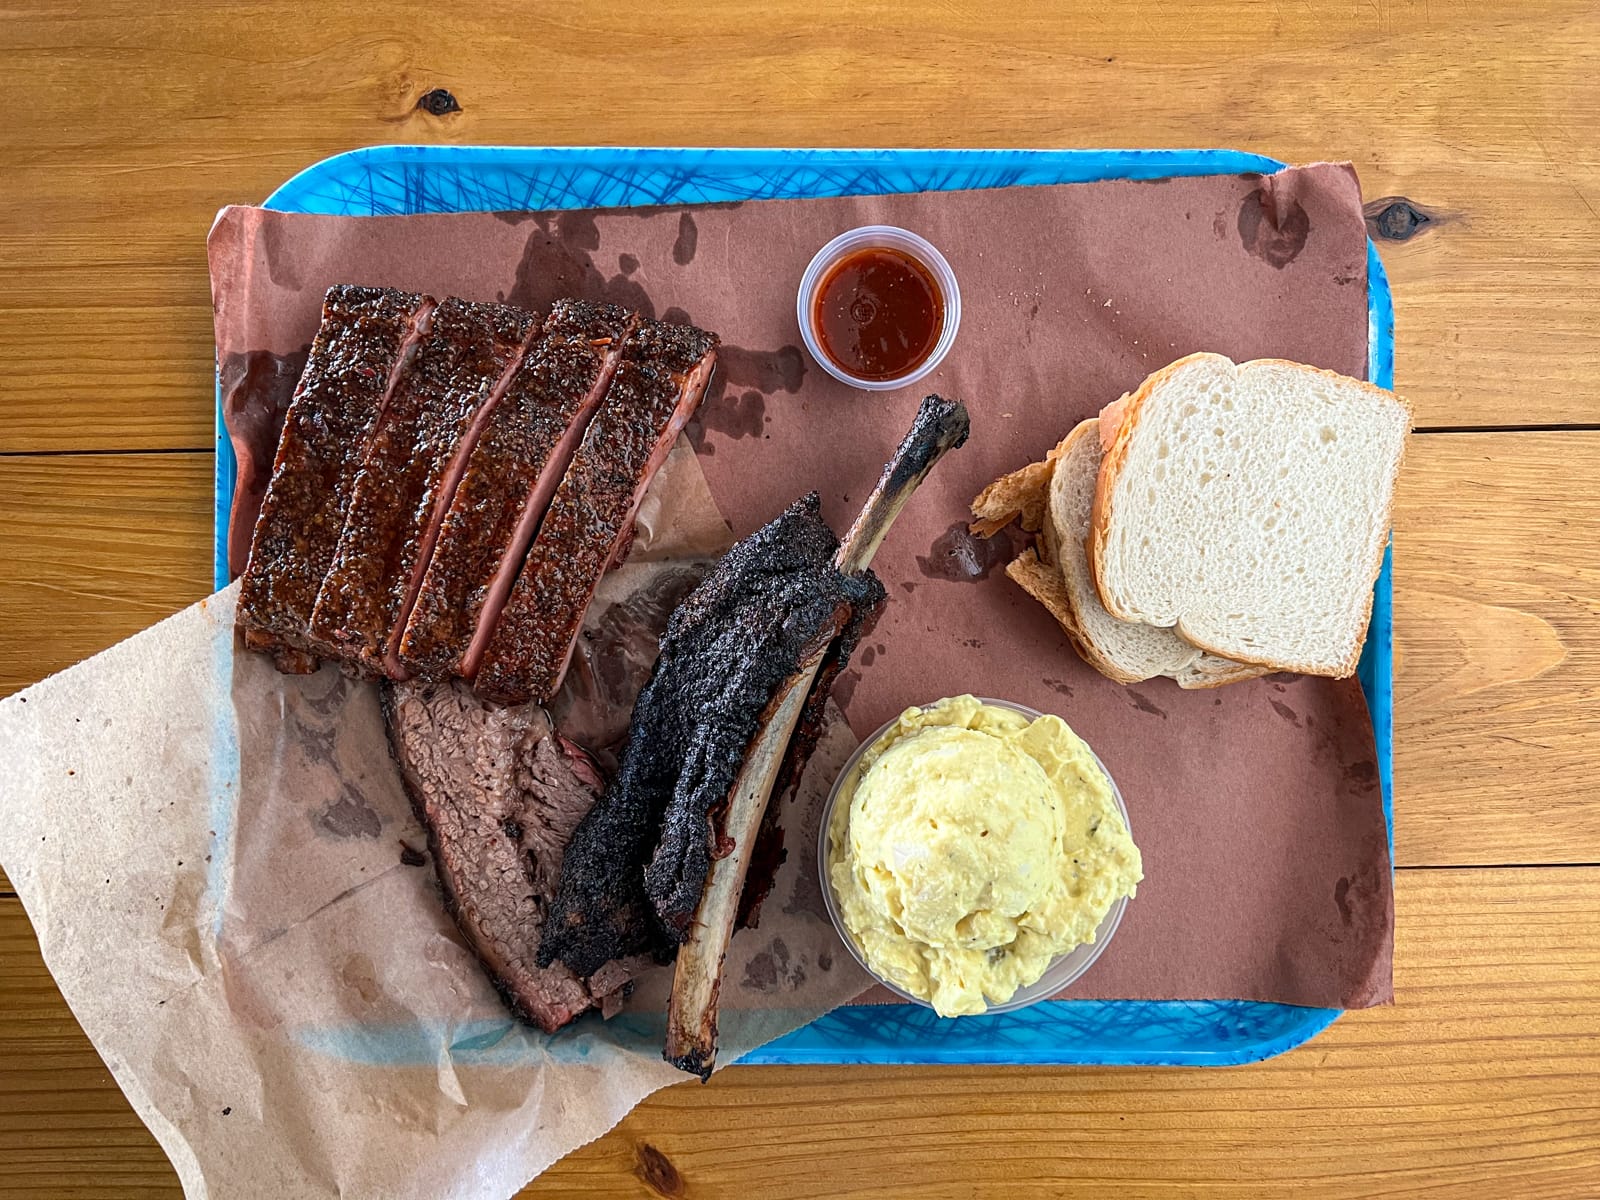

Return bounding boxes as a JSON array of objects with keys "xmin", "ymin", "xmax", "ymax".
[{"xmin": 813, "ymin": 247, "xmax": 944, "ymax": 381}]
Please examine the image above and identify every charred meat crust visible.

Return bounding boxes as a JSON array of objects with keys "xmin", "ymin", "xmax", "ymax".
[
  {"xmin": 536, "ymin": 494, "xmax": 884, "ymax": 978},
  {"xmin": 241, "ymin": 626, "xmax": 319, "ymax": 674},
  {"xmin": 310, "ymin": 299, "xmax": 538, "ymax": 675},
  {"xmin": 236, "ymin": 285, "xmax": 430, "ymax": 659},
  {"xmin": 643, "ymin": 497, "xmax": 883, "ymax": 940},
  {"xmin": 473, "ymin": 319, "xmax": 718, "ymax": 705},
  {"xmin": 399, "ymin": 301, "xmax": 633, "ymax": 677},
  {"xmin": 239, "ymin": 293, "xmax": 719, "ymax": 704},
  {"xmin": 666, "ymin": 1030, "xmax": 720, "ymax": 1078},
  {"xmin": 662, "ymin": 395, "xmax": 969, "ymax": 1080}
]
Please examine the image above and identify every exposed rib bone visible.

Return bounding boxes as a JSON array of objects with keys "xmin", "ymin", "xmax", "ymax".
[{"xmin": 664, "ymin": 395, "xmax": 970, "ymax": 1078}]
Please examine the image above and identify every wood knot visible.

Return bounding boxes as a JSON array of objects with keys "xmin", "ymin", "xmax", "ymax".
[
  {"xmin": 634, "ymin": 1143, "xmax": 685, "ymax": 1198},
  {"xmin": 1364, "ymin": 197, "xmax": 1434, "ymax": 241},
  {"xmin": 417, "ymin": 88, "xmax": 461, "ymax": 116}
]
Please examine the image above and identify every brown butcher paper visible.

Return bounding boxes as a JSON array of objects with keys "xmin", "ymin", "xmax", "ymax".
[{"xmin": 212, "ymin": 162, "xmax": 1393, "ymax": 1013}]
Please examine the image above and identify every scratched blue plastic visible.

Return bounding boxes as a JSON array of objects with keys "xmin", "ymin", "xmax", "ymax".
[{"xmin": 214, "ymin": 146, "xmax": 1395, "ymax": 1067}]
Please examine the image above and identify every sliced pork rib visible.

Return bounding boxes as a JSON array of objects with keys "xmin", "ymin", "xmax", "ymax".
[
  {"xmin": 235, "ymin": 285, "xmax": 433, "ymax": 665},
  {"xmin": 472, "ymin": 320, "xmax": 718, "ymax": 705},
  {"xmin": 309, "ymin": 299, "xmax": 539, "ymax": 678},
  {"xmin": 536, "ymin": 493, "xmax": 886, "ymax": 979},
  {"xmin": 383, "ymin": 680, "xmax": 633, "ymax": 1032},
  {"xmin": 399, "ymin": 301, "xmax": 633, "ymax": 679}
]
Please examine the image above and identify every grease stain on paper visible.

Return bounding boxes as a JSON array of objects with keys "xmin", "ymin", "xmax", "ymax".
[
  {"xmin": 1126, "ymin": 689, "xmax": 1166, "ymax": 719},
  {"xmin": 742, "ymin": 937, "xmax": 805, "ymax": 992},
  {"xmin": 916, "ymin": 522, "xmax": 1011, "ymax": 582},
  {"xmin": 218, "ymin": 346, "xmax": 313, "ymax": 466},
  {"xmin": 506, "ymin": 214, "xmax": 656, "ymax": 319},
  {"xmin": 832, "ymin": 667, "xmax": 861, "ymax": 712},
  {"xmin": 1344, "ymin": 759, "xmax": 1378, "ymax": 791},
  {"xmin": 317, "ymin": 788, "xmax": 382, "ymax": 839},
  {"xmin": 672, "ymin": 212, "xmax": 698, "ymax": 265},
  {"xmin": 1334, "ymin": 877, "xmax": 1353, "ymax": 925},
  {"xmin": 1238, "ymin": 187, "xmax": 1310, "ymax": 268}
]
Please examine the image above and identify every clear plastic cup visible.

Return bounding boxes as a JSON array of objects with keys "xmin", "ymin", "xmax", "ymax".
[
  {"xmin": 796, "ymin": 225, "xmax": 961, "ymax": 391},
  {"xmin": 817, "ymin": 698, "xmax": 1132, "ymax": 1016}
]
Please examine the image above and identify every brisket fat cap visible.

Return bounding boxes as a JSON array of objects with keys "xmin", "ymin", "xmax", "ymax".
[
  {"xmin": 382, "ymin": 679, "xmax": 632, "ymax": 1032},
  {"xmin": 537, "ymin": 493, "xmax": 885, "ymax": 978}
]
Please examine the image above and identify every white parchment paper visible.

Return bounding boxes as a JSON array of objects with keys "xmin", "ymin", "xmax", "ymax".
[{"xmin": 0, "ymin": 444, "xmax": 868, "ymax": 1198}]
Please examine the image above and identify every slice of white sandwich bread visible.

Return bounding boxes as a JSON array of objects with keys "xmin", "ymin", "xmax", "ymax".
[
  {"xmin": 1044, "ymin": 420, "xmax": 1264, "ymax": 687},
  {"xmin": 1088, "ymin": 353, "xmax": 1411, "ymax": 677},
  {"xmin": 970, "ymin": 422, "xmax": 1260, "ymax": 688}
]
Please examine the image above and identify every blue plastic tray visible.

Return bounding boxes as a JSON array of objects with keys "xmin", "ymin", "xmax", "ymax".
[{"xmin": 215, "ymin": 146, "xmax": 1394, "ymax": 1067}]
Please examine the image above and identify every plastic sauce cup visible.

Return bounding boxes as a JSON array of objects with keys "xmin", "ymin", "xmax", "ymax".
[
  {"xmin": 817, "ymin": 698, "xmax": 1132, "ymax": 1016},
  {"xmin": 797, "ymin": 225, "xmax": 962, "ymax": 391}
]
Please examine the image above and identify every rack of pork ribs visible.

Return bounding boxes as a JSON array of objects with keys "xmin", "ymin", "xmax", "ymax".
[
  {"xmin": 235, "ymin": 284, "xmax": 715, "ymax": 1032},
  {"xmin": 236, "ymin": 284, "xmax": 717, "ymax": 702}
]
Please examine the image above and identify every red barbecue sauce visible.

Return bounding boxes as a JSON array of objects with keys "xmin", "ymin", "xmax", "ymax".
[{"xmin": 812, "ymin": 247, "xmax": 944, "ymax": 382}]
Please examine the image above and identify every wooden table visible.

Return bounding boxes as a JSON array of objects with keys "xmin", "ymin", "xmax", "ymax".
[{"xmin": 3, "ymin": 2, "xmax": 1598, "ymax": 1195}]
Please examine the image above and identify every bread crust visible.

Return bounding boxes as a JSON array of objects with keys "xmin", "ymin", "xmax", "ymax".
[
  {"xmin": 1096, "ymin": 391, "xmax": 1132, "ymax": 451},
  {"xmin": 968, "ymin": 433, "xmax": 1072, "ymax": 537},
  {"xmin": 978, "ymin": 418, "xmax": 1260, "ymax": 688},
  {"xmin": 1005, "ymin": 548, "xmax": 1149, "ymax": 686},
  {"xmin": 1086, "ymin": 354, "xmax": 1412, "ymax": 678},
  {"xmin": 1174, "ymin": 657, "xmax": 1271, "ymax": 689},
  {"xmin": 1040, "ymin": 421, "xmax": 1155, "ymax": 680}
]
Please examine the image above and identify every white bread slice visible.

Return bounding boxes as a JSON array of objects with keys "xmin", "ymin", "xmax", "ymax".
[
  {"xmin": 1088, "ymin": 353, "xmax": 1410, "ymax": 677},
  {"xmin": 1042, "ymin": 421, "xmax": 1263, "ymax": 687},
  {"xmin": 972, "ymin": 423, "xmax": 1260, "ymax": 689}
]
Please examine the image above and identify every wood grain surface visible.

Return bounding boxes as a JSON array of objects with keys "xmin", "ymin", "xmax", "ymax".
[
  {"xmin": 4, "ymin": 0, "xmax": 1597, "ymax": 451},
  {"xmin": 0, "ymin": 455, "xmax": 212, "ymax": 699},
  {"xmin": 4, "ymin": 867, "xmax": 1596, "ymax": 1198},
  {"xmin": 3, "ymin": 0, "xmax": 1598, "ymax": 1195},
  {"xmin": 1392, "ymin": 433, "xmax": 1600, "ymax": 867}
]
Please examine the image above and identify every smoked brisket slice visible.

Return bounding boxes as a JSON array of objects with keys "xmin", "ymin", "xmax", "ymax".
[
  {"xmin": 383, "ymin": 680, "xmax": 633, "ymax": 1033},
  {"xmin": 235, "ymin": 285, "xmax": 433, "ymax": 665},
  {"xmin": 399, "ymin": 301, "xmax": 633, "ymax": 680},
  {"xmin": 536, "ymin": 494, "xmax": 885, "ymax": 977},
  {"xmin": 472, "ymin": 319, "xmax": 718, "ymax": 706},
  {"xmin": 310, "ymin": 299, "xmax": 539, "ymax": 678}
]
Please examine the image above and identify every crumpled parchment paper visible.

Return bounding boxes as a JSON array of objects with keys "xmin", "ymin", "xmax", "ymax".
[{"xmin": 0, "ymin": 443, "xmax": 869, "ymax": 1199}]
